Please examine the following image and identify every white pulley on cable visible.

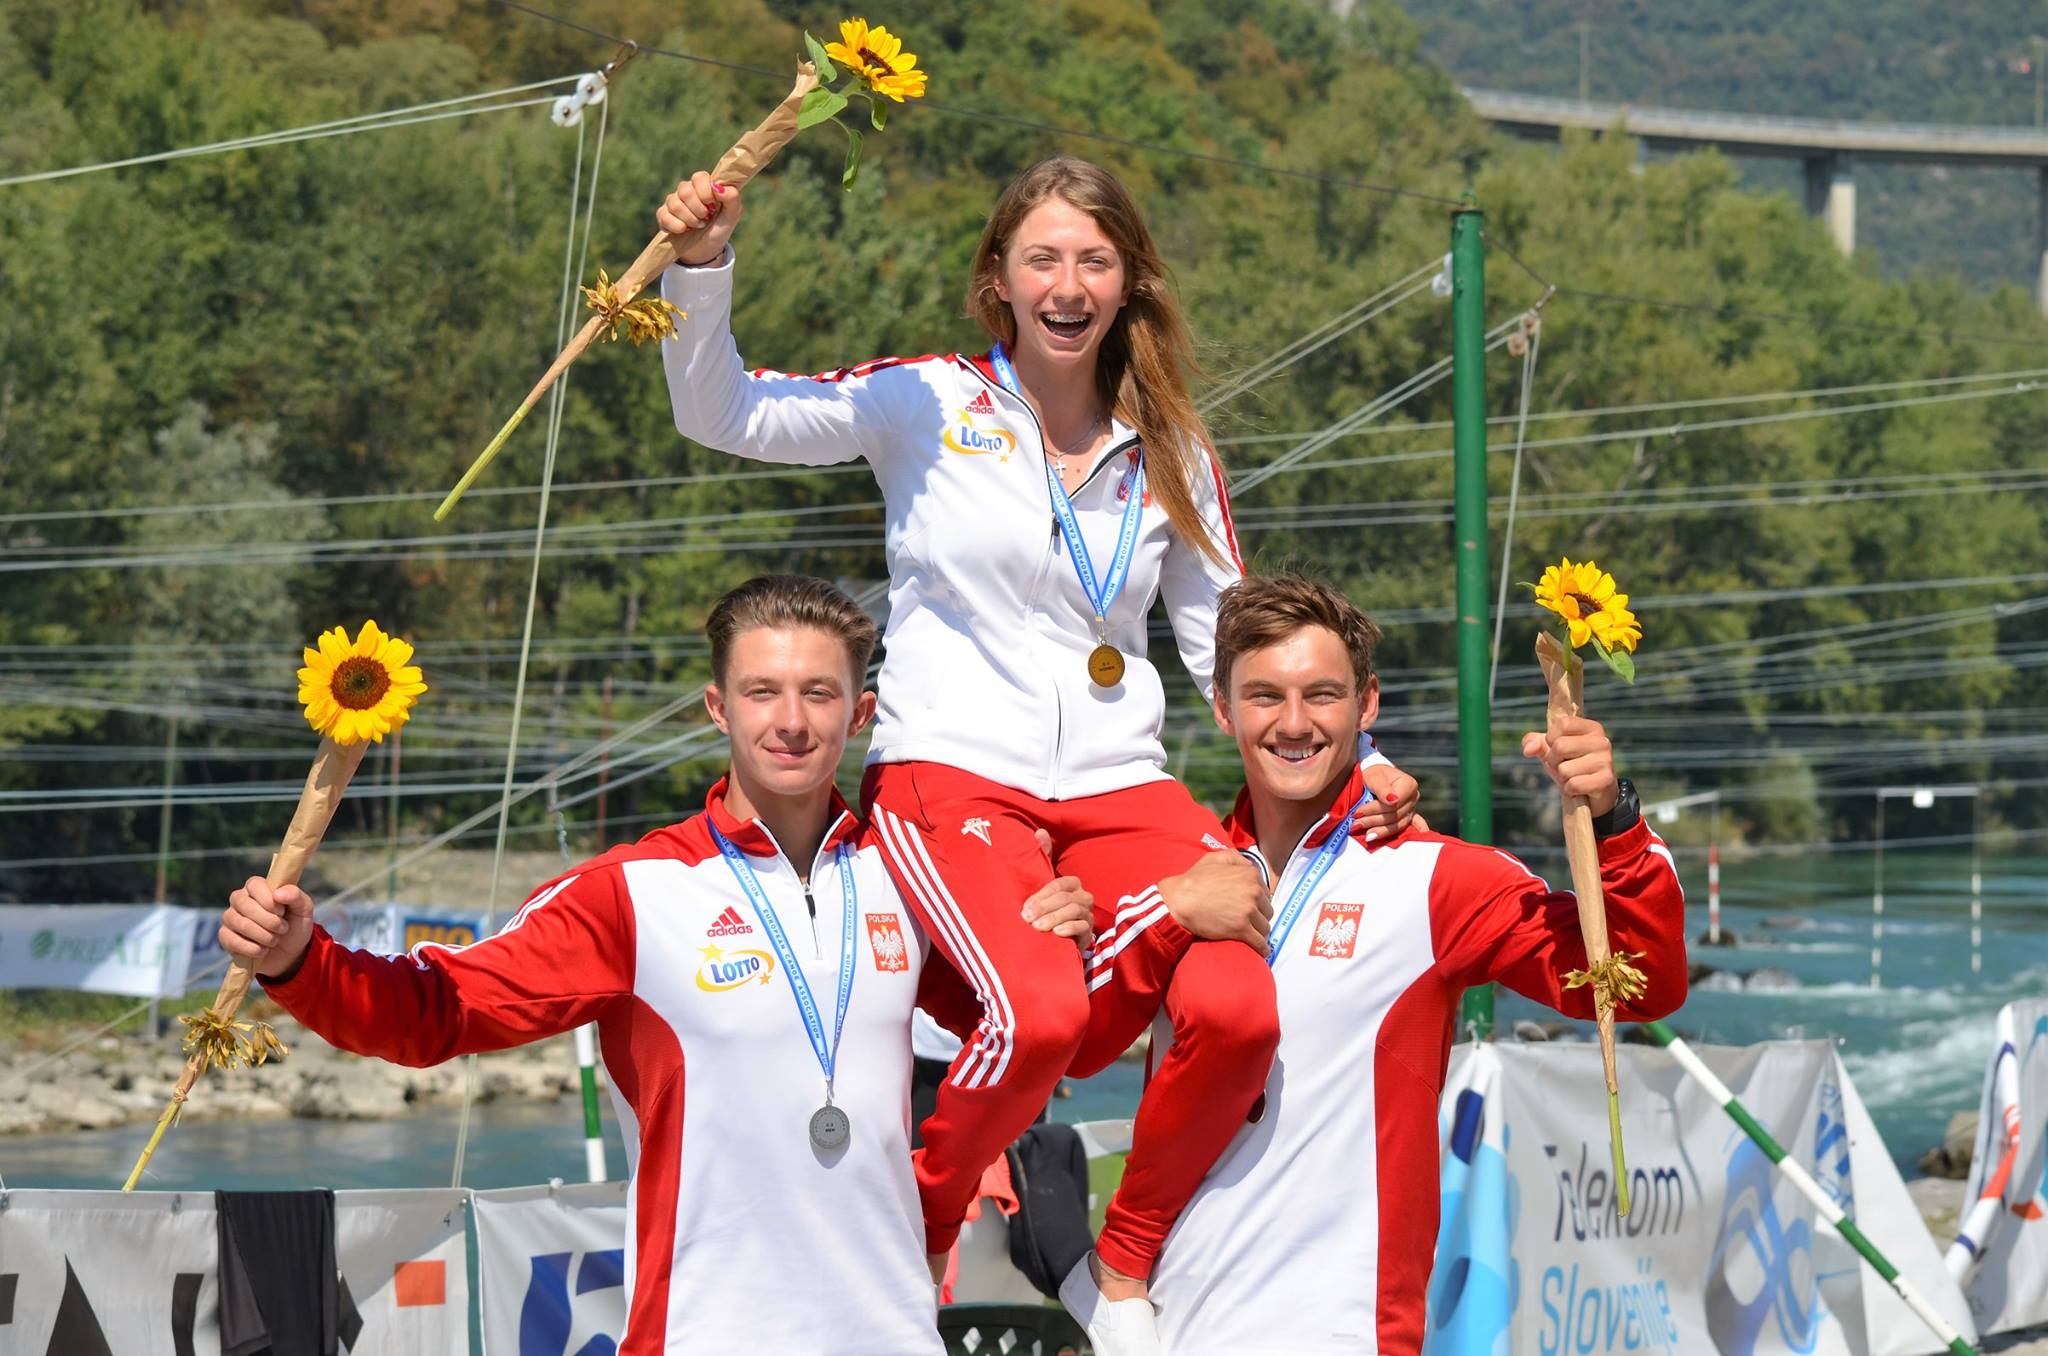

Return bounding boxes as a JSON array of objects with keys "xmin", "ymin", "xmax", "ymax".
[
  {"xmin": 1431, "ymin": 252, "xmax": 1455, "ymax": 298},
  {"xmin": 552, "ymin": 68, "xmax": 611, "ymax": 128}
]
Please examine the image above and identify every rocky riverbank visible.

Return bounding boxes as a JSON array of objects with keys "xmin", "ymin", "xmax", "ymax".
[{"xmin": 0, "ymin": 1003, "xmax": 590, "ymax": 1136}]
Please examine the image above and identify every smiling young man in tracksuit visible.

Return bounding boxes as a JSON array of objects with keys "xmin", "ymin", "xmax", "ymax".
[
  {"xmin": 1145, "ymin": 574, "xmax": 1689, "ymax": 1356},
  {"xmin": 216, "ymin": 576, "xmax": 1096, "ymax": 1356}
]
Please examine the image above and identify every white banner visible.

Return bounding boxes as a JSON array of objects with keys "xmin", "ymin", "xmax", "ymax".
[
  {"xmin": 1425, "ymin": 1040, "xmax": 1976, "ymax": 1356},
  {"xmin": 0, "ymin": 1188, "xmax": 221, "ymax": 1354},
  {"xmin": 473, "ymin": 1180, "xmax": 629, "ymax": 1356},
  {"xmin": 0, "ymin": 904, "xmax": 200, "ymax": 998},
  {"xmin": 335, "ymin": 1188, "xmax": 470, "ymax": 1354},
  {"xmin": 1952, "ymin": 997, "xmax": 2048, "ymax": 1335}
]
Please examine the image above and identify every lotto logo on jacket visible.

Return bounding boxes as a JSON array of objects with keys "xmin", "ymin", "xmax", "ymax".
[
  {"xmin": 867, "ymin": 915, "xmax": 910, "ymax": 972},
  {"xmin": 696, "ymin": 942, "xmax": 775, "ymax": 992},
  {"xmin": 942, "ymin": 389, "xmax": 1017, "ymax": 460},
  {"xmin": 1310, "ymin": 902, "xmax": 1362, "ymax": 959}
]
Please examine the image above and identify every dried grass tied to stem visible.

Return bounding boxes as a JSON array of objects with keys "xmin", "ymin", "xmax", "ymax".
[
  {"xmin": 583, "ymin": 269, "xmax": 683, "ymax": 344},
  {"xmin": 1563, "ymin": 950, "xmax": 1649, "ymax": 1009},
  {"xmin": 178, "ymin": 1006, "xmax": 290, "ymax": 1077}
]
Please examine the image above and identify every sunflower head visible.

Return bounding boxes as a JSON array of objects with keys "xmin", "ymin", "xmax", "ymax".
[
  {"xmin": 297, "ymin": 620, "xmax": 427, "ymax": 745},
  {"xmin": 824, "ymin": 18, "xmax": 928, "ymax": 102},
  {"xmin": 1530, "ymin": 557, "xmax": 1640, "ymax": 679}
]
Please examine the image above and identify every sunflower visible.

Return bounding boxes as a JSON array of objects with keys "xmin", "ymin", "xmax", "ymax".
[
  {"xmin": 1533, "ymin": 557, "xmax": 1642, "ymax": 653},
  {"xmin": 297, "ymin": 620, "xmax": 427, "ymax": 745},
  {"xmin": 824, "ymin": 18, "xmax": 928, "ymax": 102}
]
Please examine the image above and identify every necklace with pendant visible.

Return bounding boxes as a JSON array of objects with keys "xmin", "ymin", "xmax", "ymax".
[{"xmin": 1047, "ymin": 413, "xmax": 1105, "ymax": 478}]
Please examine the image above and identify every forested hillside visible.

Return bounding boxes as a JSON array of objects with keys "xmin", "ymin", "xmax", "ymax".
[
  {"xmin": 1409, "ymin": 0, "xmax": 2048, "ymax": 288},
  {"xmin": 3, "ymin": 0, "xmax": 2044, "ymax": 904}
]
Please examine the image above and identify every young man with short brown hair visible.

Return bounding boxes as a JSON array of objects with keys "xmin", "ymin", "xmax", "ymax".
[
  {"xmin": 1147, "ymin": 573, "xmax": 1689, "ymax": 1355},
  {"xmin": 220, "ymin": 574, "xmax": 1094, "ymax": 1356}
]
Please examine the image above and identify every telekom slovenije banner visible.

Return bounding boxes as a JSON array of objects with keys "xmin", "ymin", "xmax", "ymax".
[
  {"xmin": 1949, "ymin": 997, "xmax": 2048, "ymax": 1336},
  {"xmin": 1425, "ymin": 1040, "xmax": 1976, "ymax": 1356}
]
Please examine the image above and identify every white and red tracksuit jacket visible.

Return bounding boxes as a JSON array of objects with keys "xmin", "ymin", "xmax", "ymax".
[
  {"xmin": 661, "ymin": 251, "xmax": 1246, "ymax": 800},
  {"xmin": 1148, "ymin": 766, "xmax": 1688, "ymax": 1356},
  {"xmin": 261, "ymin": 781, "xmax": 943, "ymax": 1356}
]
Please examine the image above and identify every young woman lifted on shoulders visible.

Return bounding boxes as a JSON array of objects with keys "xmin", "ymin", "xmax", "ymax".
[{"xmin": 655, "ymin": 157, "xmax": 1419, "ymax": 1353}]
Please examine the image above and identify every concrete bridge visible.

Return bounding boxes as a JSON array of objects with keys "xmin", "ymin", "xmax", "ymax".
[{"xmin": 1465, "ymin": 88, "xmax": 2048, "ymax": 311}]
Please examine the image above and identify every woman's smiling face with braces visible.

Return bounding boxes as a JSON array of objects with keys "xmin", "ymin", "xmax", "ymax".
[{"xmin": 994, "ymin": 197, "xmax": 1129, "ymax": 374}]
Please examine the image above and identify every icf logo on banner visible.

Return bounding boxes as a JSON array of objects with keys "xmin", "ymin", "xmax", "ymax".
[
  {"xmin": 516, "ymin": 1249, "xmax": 625, "ymax": 1356},
  {"xmin": 474, "ymin": 1182, "xmax": 628, "ymax": 1356}
]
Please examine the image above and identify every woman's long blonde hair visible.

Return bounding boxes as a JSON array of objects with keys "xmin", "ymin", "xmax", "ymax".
[{"xmin": 966, "ymin": 157, "xmax": 1228, "ymax": 567}]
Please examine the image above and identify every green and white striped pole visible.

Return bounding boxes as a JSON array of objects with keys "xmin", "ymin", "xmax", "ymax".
[
  {"xmin": 1640, "ymin": 1019, "xmax": 1976, "ymax": 1356},
  {"xmin": 574, "ymin": 1023, "xmax": 608, "ymax": 1183},
  {"xmin": 556, "ymin": 807, "xmax": 609, "ymax": 1183}
]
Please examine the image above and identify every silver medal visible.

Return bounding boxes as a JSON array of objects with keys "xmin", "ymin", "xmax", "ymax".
[{"xmin": 809, "ymin": 1102, "xmax": 850, "ymax": 1150}]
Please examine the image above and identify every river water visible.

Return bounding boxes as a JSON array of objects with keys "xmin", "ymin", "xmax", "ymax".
[{"xmin": 2, "ymin": 850, "xmax": 2040, "ymax": 1191}]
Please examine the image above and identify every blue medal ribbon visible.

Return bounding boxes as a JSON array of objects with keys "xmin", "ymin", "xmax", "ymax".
[
  {"xmin": 1264, "ymin": 787, "xmax": 1372, "ymax": 968},
  {"xmin": 990, "ymin": 341, "xmax": 1146, "ymax": 640},
  {"xmin": 708, "ymin": 821, "xmax": 859, "ymax": 1100}
]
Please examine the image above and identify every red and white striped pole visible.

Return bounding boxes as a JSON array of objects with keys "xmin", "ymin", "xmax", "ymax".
[{"xmin": 1707, "ymin": 840, "xmax": 1722, "ymax": 945}]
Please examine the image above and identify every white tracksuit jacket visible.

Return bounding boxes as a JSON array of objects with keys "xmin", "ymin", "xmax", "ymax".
[{"xmin": 661, "ymin": 250, "xmax": 1245, "ymax": 801}]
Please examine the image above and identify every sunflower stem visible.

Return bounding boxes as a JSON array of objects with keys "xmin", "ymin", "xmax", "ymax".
[
  {"xmin": 122, "ymin": 1098, "xmax": 181, "ymax": 1192},
  {"xmin": 437, "ymin": 394, "xmax": 537, "ymax": 522},
  {"xmin": 1609, "ymin": 1088, "xmax": 1631, "ymax": 1214}
]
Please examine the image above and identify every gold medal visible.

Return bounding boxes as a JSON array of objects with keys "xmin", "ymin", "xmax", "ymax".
[{"xmin": 1088, "ymin": 643, "xmax": 1125, "ymax": 687}]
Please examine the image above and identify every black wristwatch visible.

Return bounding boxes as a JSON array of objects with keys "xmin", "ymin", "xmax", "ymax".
[{"xmin": 1591, "ymin": 777, "xmax": 1641, "ymax": 839}]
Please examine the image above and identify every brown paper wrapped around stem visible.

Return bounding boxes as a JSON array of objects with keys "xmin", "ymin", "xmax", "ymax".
[
  {"xmin": 121, "ymin": 737, "xmax": 368, "ymax": 1191},
  {"xmin": 1534, "ymin": 630, "xmax": 1647, "ymax": 1214},
  {"xmin": 434, "ymin": 63, "xmax": 823, "ymax": 522}
]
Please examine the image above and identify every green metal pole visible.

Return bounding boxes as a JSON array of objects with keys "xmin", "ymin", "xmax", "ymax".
[
  {"xmin": 1641, "ymin": 1020, "xmax": 1978, "ymax": 1356},
  {"xmin": 1452, "ymin": 204, "xmax": 1495, "ymax": 1038}
]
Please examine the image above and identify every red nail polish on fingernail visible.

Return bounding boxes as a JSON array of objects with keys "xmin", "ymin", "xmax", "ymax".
[
  {"xmin": 713, "ymin": 183, "xmax": 725, "ymax": 195},
  {"xmin": 1384, "ymin": 792, "xmax": 1399, "ymax": 803}
]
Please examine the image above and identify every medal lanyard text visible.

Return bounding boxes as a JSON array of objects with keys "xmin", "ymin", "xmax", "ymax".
[
  {"xmin": 990, "ymin": 342, "xmax": 1146, "ymax": 636},
  {"xmin": 708, "ymin": 823, "xmax": 859, "ymax": 1095}
]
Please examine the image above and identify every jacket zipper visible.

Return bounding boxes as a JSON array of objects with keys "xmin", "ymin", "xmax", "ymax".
[{"xmin": 750, "ymin": 812, "xmax": 850, "ymax": 962}]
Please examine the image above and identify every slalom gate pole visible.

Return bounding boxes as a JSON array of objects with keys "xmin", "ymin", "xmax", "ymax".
[
  {"xmin": 1452, "ymin": 200, "xmax": 1495, "ymax": 1039},
  {"xmin": 556, "ymin": 808, "xmax": 608, "ymax": 1183},
  {"xmin": 1946, "ymin": 1004, "xmax": 2020, "ymax": 1279},
  {"xmin": 1640, "ymin": 1019, "xmax": 1977, "ymax": 1356},
  {"xmin": 575, "ymin": 1024, "xmax": 607, "ymax": 1183}
]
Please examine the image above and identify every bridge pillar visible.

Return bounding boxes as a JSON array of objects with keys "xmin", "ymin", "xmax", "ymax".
[
  {"xmin": 1804, "ymin": 154, "xmax": 1855, "ymax": 255},
  {"xmin": 2037, "ymin": 167, "xmax": 2048, "ymax": 317}
]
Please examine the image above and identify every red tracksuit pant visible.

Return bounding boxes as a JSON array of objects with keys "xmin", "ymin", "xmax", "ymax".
[{"xmin": 863, "ymin": 761, "xmax": 1280, "ymax": 1279}]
